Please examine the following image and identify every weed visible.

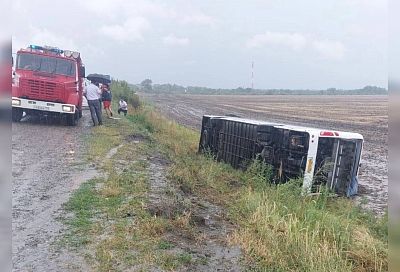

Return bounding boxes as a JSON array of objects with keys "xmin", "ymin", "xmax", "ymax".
[
  {"xmin": 158, "ymin": 240, "xmax": 175, "ymax": 250},
  {"xmin": 159, "ymin": 252, "xmax": 193, "ymax": 270},
  {"xmin": 126, "ymin": 112, "xmax": 155, "ymax": 133},
  {"xmin": 177, "ymin": 252, "xmax": 193, "ymax": 264},
  {"xmin": 62, "ymin": 178, "xmax": 102, "ymax": 247}
]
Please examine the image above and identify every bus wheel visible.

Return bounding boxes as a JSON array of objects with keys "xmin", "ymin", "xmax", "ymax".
[
  {"xmin": 66, "ymin": 112, "xmax": 78, "ymax": 126},
  {"xmin": 201, "ymin": 129, "xmax": 209, "ymax": 149},
  {"xmin": 12, "ymin": 108, "xmax": 23, "ymax": 122}
]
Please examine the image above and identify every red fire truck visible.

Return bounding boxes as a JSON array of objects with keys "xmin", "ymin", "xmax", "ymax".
[{"xmin": 12, "ymin": 45, "xmax": 85, "ymax": 125}]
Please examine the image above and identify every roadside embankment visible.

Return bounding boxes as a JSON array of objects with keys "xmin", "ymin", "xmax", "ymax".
[{"xmin": 62, "ymin": 97, "xmax": 387, "ymax": 271}]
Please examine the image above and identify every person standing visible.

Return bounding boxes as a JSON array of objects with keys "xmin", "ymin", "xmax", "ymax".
[
  {"xmin": 101, "ymin": 83, "xmax": 113, "ymax": 117},
  {"xmin": 118, "ymin": 99, "xmax": 128, "ymax": 116},
  {"xmin": 84, "ymin": 81, "xmax": 103, "ymax": 126}
]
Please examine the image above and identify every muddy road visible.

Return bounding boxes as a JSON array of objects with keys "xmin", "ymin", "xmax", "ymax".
[
  {"xmin": 143, "ymin": 94, "xmax": 388, "ymax": 215},
  {"xmin": 12, "ymin": 112, "xmax": 93, "ymax": 271}
]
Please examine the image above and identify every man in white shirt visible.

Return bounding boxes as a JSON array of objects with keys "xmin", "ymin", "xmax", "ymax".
[
  {"xmin": 84, "ymin": 81, "xmax": 103, "ymax": 126},
  {"xmin": 118, "ymin": 99, "xmax": 128, "ymax": 116}
]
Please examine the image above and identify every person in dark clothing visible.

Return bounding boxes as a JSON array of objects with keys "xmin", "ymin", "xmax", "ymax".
[{"xmin": 101, "ymin": 83, "xmax": 113, "ymax": 117}]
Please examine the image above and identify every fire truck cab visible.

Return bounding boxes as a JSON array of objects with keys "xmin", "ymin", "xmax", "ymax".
[{"xmin": 12, "ymin": 45, "xmax": 85, "ymax": 125}]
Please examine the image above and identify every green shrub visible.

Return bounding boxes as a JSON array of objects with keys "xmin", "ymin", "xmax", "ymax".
[{"xmin": 111, "ymin": 79, "xmax": 141, "ymax": 109}]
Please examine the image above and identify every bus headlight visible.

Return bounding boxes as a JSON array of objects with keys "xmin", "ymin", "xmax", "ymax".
[
  {"xmin": 62, "ymin": 105, "xmax": 73, "ymax": 112},
  {"xmin": 12, "ymin": 98, "xmax": 21, "ymax": 106}
]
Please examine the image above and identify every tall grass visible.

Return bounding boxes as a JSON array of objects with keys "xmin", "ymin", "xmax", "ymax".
[
  {"xmin": 138, "ymin": 106, "xmax": 388, "ymax": 272},
  {"xmin": 230, "ymin": 177, "xmax": 387, "ymax": 271}
]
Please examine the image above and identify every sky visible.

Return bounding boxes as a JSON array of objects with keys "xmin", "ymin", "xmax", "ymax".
[{"xmin": 11, "ymin": 0, "xmax": 388, "ymax": 89}]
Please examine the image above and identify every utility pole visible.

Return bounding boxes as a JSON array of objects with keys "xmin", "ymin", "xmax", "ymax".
[{"xmin": 251, "ymin": 60, "xmax": 254, "ymax": 90}]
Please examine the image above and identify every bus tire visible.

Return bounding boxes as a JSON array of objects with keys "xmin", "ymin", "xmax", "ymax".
[{"xmin": 201, "ymin": 129, "xmax": 209, "ymax": 149}]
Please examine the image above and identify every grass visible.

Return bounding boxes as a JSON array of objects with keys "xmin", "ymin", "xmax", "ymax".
[
  {"xmin": 62, "ymin": 91, "xmax": 388, "ymax": 271},
  {"xmin": 63, "ymin": 178, "xmax": 102, "ymax": 247},
  {"xmin": 229, "ymin": 183, "xmax": 387, "ymax": 271},
  {"xmin": 158, "ymin": 240, "xmax": 175, "ymax": 250},
  {"xmin": 158, "ymin": 252, "xmax": 193, "ymax": 270},
  {"xmin": 143, "ymin": 105, "xmax": 388, "ymax": 271},
  {"xmin": 62, "ymin": 100, "xmax": 209, "ymax": 271}
]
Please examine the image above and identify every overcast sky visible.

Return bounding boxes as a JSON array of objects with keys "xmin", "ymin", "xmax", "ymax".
[{"xmin": 12, "ymin": 0, "xmax": 387, "ymax": 89}]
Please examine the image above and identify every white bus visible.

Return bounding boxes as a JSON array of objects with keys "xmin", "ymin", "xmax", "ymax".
[{"xmin": 199, "ymin": 115, "xmax": 363, "ymax": 196}]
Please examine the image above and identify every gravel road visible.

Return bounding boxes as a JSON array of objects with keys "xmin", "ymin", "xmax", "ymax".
[{"xmin": 12, "ymin": 112, "xmax": 93, "ymax": 271}]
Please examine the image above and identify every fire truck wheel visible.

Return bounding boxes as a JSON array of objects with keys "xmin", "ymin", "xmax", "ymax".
[
  {"xmin": 12, "ymin": 108, "xmax": 23, "ymax": 122},
  {"xmin": 78, "ymin": 109, "xmax": 82, "ymax": 119},
  {"xmin": 66, "ymin": 112, "xmax": 78, "ymax": 126}
]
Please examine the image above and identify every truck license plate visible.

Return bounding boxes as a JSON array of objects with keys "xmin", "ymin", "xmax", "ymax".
[{"xmin": 33, "ymin": 105, "xmax": 50, "ymax": 111}]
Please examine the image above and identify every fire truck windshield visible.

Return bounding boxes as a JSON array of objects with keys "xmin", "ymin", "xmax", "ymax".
[{"xmin": 17, "ymin": 53, "xmax": 76, "ymax": 77}]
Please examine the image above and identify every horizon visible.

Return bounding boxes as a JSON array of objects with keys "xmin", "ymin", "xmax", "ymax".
[{"xmin": 126, "ymin": 80, "xmax": 387, "ymax": 91}]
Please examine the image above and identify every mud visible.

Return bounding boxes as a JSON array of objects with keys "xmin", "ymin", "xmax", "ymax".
[
  {"xmin": 146, "ymin": 152, "xmax": 242, "ymax": 271},
  {"xmin": 12, "ymin": 111, "xmax": 94, "ymax": 271},
  {"xmin": 142, "ymin": 94, "xmax": 388, "ymax": 215}
]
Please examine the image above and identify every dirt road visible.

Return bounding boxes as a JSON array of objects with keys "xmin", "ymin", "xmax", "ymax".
[
  {"xmin": 143, "ymin": 94, "xmax": 388, "ymax": 214},
  {"xmin": 12, "ymin": 112, "xmax": 93, "ymax": 271}
]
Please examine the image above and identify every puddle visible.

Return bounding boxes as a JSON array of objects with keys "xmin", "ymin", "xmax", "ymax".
[{"xmin": 125, "ymin": 133, "xmax": 150, "ymax": 143}]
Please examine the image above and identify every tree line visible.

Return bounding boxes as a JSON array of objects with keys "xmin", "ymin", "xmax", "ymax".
[{"xmin": 131, "ymin": 79, "xmax": 388, "ymax": 95}]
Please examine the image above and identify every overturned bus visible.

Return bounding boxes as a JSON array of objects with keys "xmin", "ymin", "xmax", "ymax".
[{"xmin": 198, "ymin": 115, "xmax": 363, "ymax": 197}]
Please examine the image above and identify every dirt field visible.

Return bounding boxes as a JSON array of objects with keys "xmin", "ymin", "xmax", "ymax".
[{"xmin": 143, "ymin": 94, "xmax": 388, "ymax": 214}]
